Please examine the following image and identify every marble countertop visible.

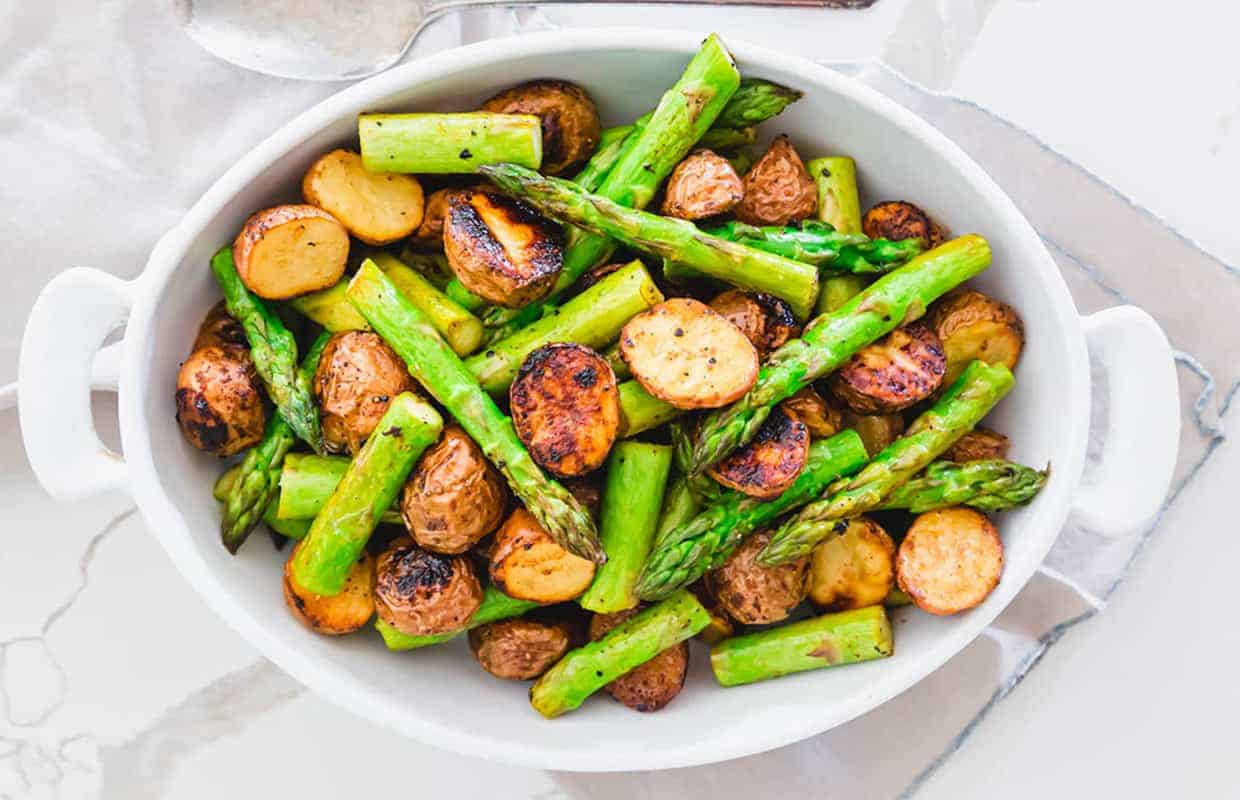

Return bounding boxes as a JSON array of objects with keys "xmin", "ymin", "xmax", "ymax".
[{"xmin": 3, "ymin": 1, "xmax": 1237, "ymax": 797}]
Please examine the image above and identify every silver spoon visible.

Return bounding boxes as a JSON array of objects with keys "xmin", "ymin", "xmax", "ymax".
[{"xmin": 186, "ymin": 0, "xmax": 877, "ymax": 81}]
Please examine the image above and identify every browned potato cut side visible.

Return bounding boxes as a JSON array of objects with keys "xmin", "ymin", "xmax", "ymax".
[
  {"xmin": 708, "ymin": 404, "xmax": 809, "ymax": 499},
  {"xmin": 841, "ymin": 407, "xmax": 905, "ymax": 457},
  {"xmin": 283, "ymin": 544, "xmax": 375, "ymax": 635},
  {"xmin": 444, "ymin": 190, "xmax": 563, "ymax": 308},
  {"xmin": 409, "ymin": 184, "xmax": 490, "ymax": 251},
  {"xmin": 707, "ymin": 530, "xmax": 809, "ymax": 625},
  {"xmin": 489, "ymin": 509, "xmax": 596, "ymax": 603},
  {"xmin": 735, "ymin": 135, "xmax": 817, "ymax": 226},
  {"xmin": 401, "ymin": 426, "xmax": 507, "ymax": 554},
  {"xmin": 192, "ymin": 302, "xmax": 247, "ymax": 351},
  {"xmin": 233, "ymin": 204, "xmax": 349, "ymax": 299},
  {"xmin": 829, "ymin": 322, "xmax": 947, "ymax": 414},
  {"xmin": 619, "ymin": 298, "xmax": 759, "ymax": 410},
  {"xmin": 302, "ymin": 149, "xmax": 425, "ymax": 246},
  {"xmin": 660, "ymin": 149, "xmax": 744, "ymax": 221},
  {"xmin": 510, "ymin": 343, "xmax": 619, "ymax": 478},
  {"xmin": 313, "ymin": 331, "xmax": 419, "ymax": 455},
  {"xmin": 926, "ymin": 288, "xmax": 1025, "ymax": 386},
  {"xmin": 783, "ymin": 387, "xmax": 842, "ymax": 439},
  {"xmin": 589, "ymin": 609, "xmax": 689, "ymax": 712},
  {"xmin": 373, "ymin": 537, "xmax": 483, "ymax": 636},
  {"xmin": 862, "ymin": 201, "xmax": 946, "ymax": 247},
  {"xmin": 708, "ymin": 289, "xmax": 798, "ymax": 358},
  {"xmin": 808, "ymin": 517, "xmax": 895, "ymax": 612},
  {"xmin": 896, "ymin": 507, "xmax": 1003, "ymax": 616},
  {"xmin": 175, "ymin": 345, "xmax": 267, "ymax": 457},
  {"xmin": 468, "ymin": 619, "xmax": 572, "ymax": 680},
  {"xmin": 481, "ymin": 79, "xmax": 602, "ymax": 176},
  {"xmin": 942, "ymin": 427, "xmax": 1010, "ymax": 463}
]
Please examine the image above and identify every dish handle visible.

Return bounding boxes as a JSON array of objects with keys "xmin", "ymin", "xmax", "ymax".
[
  {"xmin": 1071, "ymin": 306, "xmax": 1180, "ymax": 536},
  {"xmin": 19, "ymin": 268, "xmax": 137, "ymax": 501}
]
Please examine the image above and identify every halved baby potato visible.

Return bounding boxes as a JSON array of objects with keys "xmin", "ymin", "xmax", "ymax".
[
  {"xmin": 283, "ymin": 543, "xmax": 375, "ymax": 635},
  {"xmin": 481, "ymin": 79, "xmax": 602, "ymax": 177},
  {"xmin": 863, "ymin": 200, "xmax": 947, "ymax": 247},
  {"xmin": 782, "ymin": 386, "xmax": 842, "ymax": 439},
  {"xmin": 661, "ymin": 149, "xmax": 744, "ymax": 221},
  {"xmin": 510, "ymin": 343, "xmax": 619, "ymax": 478},
  {"xmin": 735, "ymin": 134, "xmax": 817, "ymax": 226},
  {"xmin": 302, "ymin": 149, "xmax": 425, "ymax": 246},
  {"xmin": 926, "ymin": 288, "xmax": 1025, "ymax": 386},
  {"xmin": 619, "ymin": 298, "xmax": 759, "ymax": 410},
  {"xmin": 469, "ymin": 619, "xmax": 572, "ymax": 681},
  {"xmin": 489, "ymin": 508, "xmax": 596, "ymax": 603},
  {"xmin": 192, "ymin": 302, "xmax": 247, "ymax": 351},
  {"xmin": 233, "ymin": 204, "xmax": 350, "ymax": 299},
  {"xmin": 689, "ymin": 581, "xmax": 735, "ymax": 645},
  {"xmin": 942, "ymin": 426, "xmax": 1010, "ymax": 463},
  {"xmin": 841, "ymin": 407, "xmax": 905, "ymax": 457},
  {"xmin": 708, "ymin": 289, "xmax": 798, "ymax": 359},
  {"xmin": 708, "ymin": 403, "xmax": 809, "ymax": 499},
  {"xmin": 830, "ymin": 322, "xmax": 947, "ymax": 414},
  {"xmin": 589, "ymin": 609, "xmax": 689, "ymax": 712},
  {"xmin": 707, "ymin": 530, "xmax": 809, "ymax": 625},
  {"xmin": 175, "ymin": 345, "xmax": 267, "ymax": 457},
  {"xmin": 313, "ymin": 331, "xmax": 419, "ymax": 455},
  {"xmin": 808, "ymin": 517, "xmax": 896, "ymax": 612},
  {"xmin": 444, "ymin": 189, "xmax": 563, "ymax": 307},
  {"xmin": 896, "ymin": 507, "xmax": 1003, "ymax": 616},
  {"xmin": 401, "ymin": 426, "xmax": 508, "ymax": 555},
  {"xmin": 373, "ymin": 537, "xmax": 484, "ymax": 636}
]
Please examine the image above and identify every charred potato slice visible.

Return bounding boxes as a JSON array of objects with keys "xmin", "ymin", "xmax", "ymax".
[
  {"xmin": 409, "ymin": 184, "xmax": 489, "ymax": 251},
  {"xmin": 783, "ymin": 387, "xmax": 842, "ymax": 439},
  {"xmin": 175, "ymin": 345, "xmax": 267, "ymax": 457},
  {"xmin": 942, "ymin": 426, "xmax": 1010, "ymax": 463},
  {"xmin": 481, "ymin": 79, "xmax": 602, "ymax": 176},
  {"xmin": 192, "ymin": 302, "xmax": 247, "ymax": 351},
  {"xmin": 862, "ymin": 201, "xmax": 946, "ymax": 247},
  {"xmin": 708, "ymin": 289, "xmax": 798, "ymax": 358},
  {"xmin": 468, "ymin": 619, "xmax": 572, "ymax": 680},
  {"xmin": 735, "ymin": 135, "xmax": 817, "ymax": 226},
  {"xmin": 808, "ymin": 517, "xmax": 896, "ymax": 612},
  {"xmin": 233, "ymin": 204, "xmax": 349, "ymax": 299},
  {"xmin": 660, "ymin": 149, "xmax": 744, "ymax": 221},
  {"xmin": 489, "ymin": 508, "xmax": 596, "ymax": 603},
  {"xmin": 829, "ymin": 322, "xmax": 947, "ymax": 414},
  {"xmin": 401, "ymin": 426, "xmax": 507, "ymax": 554},
  {"xmin": 708, "ymin": 404, "xmax": 809, "ymax": 499},
  {"xmin": 896, "ymin": 507, "xmax": 1003, "ymax": 616},
  {"xmin": 926, "ymin": 288, "xmax": 1025, "ymax": 386},
  {"xmin": 373, "ymin": 537, "xmax": 483, "ymax": 636},
  {"xmin": 620, "ymin": 298, "xmax": 759, "ymax": 410},
  {"xmin": 283, "ymin": 543, "xmax": 374, "ymax": 635},
  {"xmin": 589, "ymin": 609, "xmax": 689, "ymax": 712},
  {"xmin": 510, "ymin": 343, "xmax": 619, "ymax": 478},
  {"xmin": 444, "ymin": 190, "xmax": 563, "ymax": 308},
  {"xmin": 313, "ymin": 331, "xmax": 419, "ymax": 455},
  {"xmin": 841, "ymin": 407, "xmax": 905, "ymax": 457},
  {"xmin": 302, "ymin": 149, "xmax": 425, "ymax": 246},
  {"xmin": 707, "ymin": 530, "xmax": 809, "ymax": 625}
]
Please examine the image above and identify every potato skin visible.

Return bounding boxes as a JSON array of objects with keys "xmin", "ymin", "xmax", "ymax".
[
  {"xmin": 942, "ymin": 427, "xmax": 1010, "ymax": 463},
  {"xmin": 468, "ymin": 619, "xmax": 571, "ymax": 680},
  {"xmin": 175, "ymin": 345, "xmax": 267, "ymax": 457},
  {"xmin": 660, "ymin": 149, "xmax": 744, "ymax": 221},
  {"xmin": 896, "ymin": 507, "xmax": 1003, "ymax": 616},
  {"xmin": 409, "ymin": 184, "xmax": 489, "ymax": 251},
  {"xmin": 735, "ymin": 135, "xmax": 817, "ymax": 226},
  {"xmin": 841, "ymin": 408, "xmax": 905, "ymax": 457},
  {"xmin": 233, "ymin": 204, "xmax": 350, "ymax": 299},
  {"xmin": 373, "ymin": 537, "xmax": 483, "ymax": 636},
  {"xmin": 707, "ymin": 530, "xmax": 809, "ymax": 625},
  {"xmin": 808, "ymin": 517, "xmax": 895, "ymax": 612},
  {"xmin": 481, "ymin": 79, "xmax": 601, "ymax": 176},
  {"xmin": 829, "ymin": 322, "xmax": 947, "ymax": 414},
  {"xmin": 783, "ymin": 387, "xmax": 842, "ymax": 439},
  {"xmin": 401, "ymin": 427, "xmax": 507, "ymax": 554},
  {"xmin": 708, "ymin": 289, "xmax": 798, "ymax": 358},
  {"xmin": 708, "ymin": 404, "xmax": 809, "ymax": 499},
  {"xmin": 489, "ymin": 509, "xmax": 596, "ymax": 603},
  {"xmin": 863, "ymin": 201, "xmax": 946, "ymax": 247},
  {"xmin": 589, "ymin": 609, "xmax": 689, "ymax": 712},
  {"xmin": 444, "ymin": 190, "xmax": 563, "ymax": 308},
  {"xmin": 926, "ymin": 288, "xmax": 1025, "ymax": 386},
  {"xmin": 192, "ymin": 302, "xmax": 247, "ymax": 351},
  {"xmin": 313, "ymin": 331, "xmax": 418, "ymax": 455},
  {"xmin": 283, "ymin": 543, "xmax": 375, "ymax": 635},
  {"xmin": 301, "ymin": 149, "xmax": 425, "ymax": 245}
]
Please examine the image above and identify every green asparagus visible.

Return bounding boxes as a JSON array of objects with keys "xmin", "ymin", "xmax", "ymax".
[
  {"xmin": 572, "ymin": 125, "xmax": 633, "ymax": 192},
  {"xmin": 809, "ymin": 155, "xmax": 869, "ymax": 317},
  {"xmin": 376, "ymin": 586, "xmax": 540, "ymax": 651},
  {"xmin": 697, "ymin": 125, "xmax": 756, "ymax": 151},
  {"xmin": 876, "ymin": 459, "xmax": 1048, "ymax": 513},
  {"xmin": 275, "ymin": 453, "xmax": 402, "ymax": 525},
  {"xmin": 655, "ymin": 474, "xmax": 702, "ymax": 542},
  {"xmin": 359, "ymin": 112, "xmax": 542, "ymax": 173},
  {"xmin": 617, "ymin": 380, "xmax": 680, "ymax": 438},
  {"xmin": 213, "ymin": 467, "xmax": 310, "ymax": 540},
  {"xmin": 816, "ymin": 274, "xmax": 869, "ymax": 315}
]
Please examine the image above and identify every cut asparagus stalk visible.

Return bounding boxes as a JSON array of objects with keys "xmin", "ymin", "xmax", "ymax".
[
  {"xmin": 213, "ymin": 467, "xmax": 310, "ymax": 540},
  {"xmin": 376, "ymin": 586, "xmax": 540, "ymax": 651},
  {"xmin": 810, "ymin": 155, "xmax": 868, "ymax": 316},
  {"xmin": 815, "ymin": 274, "xmax": 868, "ymax": 316},
  {"xmin": 359, "ymin": 112, "xmax": 542, "ymax": 173},
  {"xmin": 572, "ymin": 126, "xmax": 633, "ymax": 192},
  {"xmin": 617, "ymin": 380, "xmax": 680, "ymax": 438}
]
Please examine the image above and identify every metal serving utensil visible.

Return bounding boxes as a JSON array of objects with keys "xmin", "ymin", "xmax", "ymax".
[{"xmin": 186, "ymin": 0, "xmax": 878, "ymax": 81}]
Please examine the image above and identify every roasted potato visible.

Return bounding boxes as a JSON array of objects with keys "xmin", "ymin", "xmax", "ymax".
[
  {"xmin": 708, "ymin": 404, "xmax": 809, "ymax": 499},
  {"xmin": 283, "ymin": 543, "xmax": 374, "ymax": 635},
  {"xmin": 708, "ymin": 289, "xmax": 798, "ymax": 358},
  {"xmin": 862, "ymin": 201, "xmax": 946, "ymax": 247},
  {"xmin": 563, "ymin": 476, "xmax": 603, "ymax": 522},
  {"xmin": 444, "ymin": 190, "xmax": 563, "ymax": 307},
  {"xmin": 619, "ymin": 298, "xmax": 759, "ymax": 410},
  {"xmin": 926, "ymin": 288, "xmax": 1025, "ymax": 386},
  {"xmin": 689, "ymin": 581, "xmax": 735, "ymax": 645},
  {"xmin": 373, "ymin": 537, "xmax": 483, "ymax": 636},
  {"xmin": 808, "ymin": 517, "xmax": 896, "ymax": 612},
  {"xmin": 192, "ymin": 302, "xmax": 247, "ymax": 351},
  {"xmin": 896, "ymin": 507, "xmax": 1003, "ymax": 616},
  {"xmin": 401, "ymin": 426, "xmax": 507, "ymax": 554},
  {"xmin": 468, "ymin": 619, "xmax": 572, "ymax": 680},
  {"xmin": 660, "ymin": 149, "xmax": 744, "ymax": 220},
  {"xmin": 829, "ymin": 322, "xmax": 947, "ymax": 414},
  {"xmin": 841, "ymin": 408, "xmax": 905, "ymax": 457},
  {"xmin": 510, "ymin": 343, "xmax": 619, "ymax": 478},
  {"xmin": 233, "ymin": 204, "xmax": 349, "ymax": 299},
  {"xmin": 302, "ymin": 149, "xmax": 425, "ymax": 245},
  {"xmin": 735, "ymin": 135, "xmax": 817, "ymax": 226},
  {"xmin": 481, "ymin": 79, "xmax": 602, "ymax": 176},
  {"xmin": 942, "ymin": 426, "xmax": 1010, "ymax": 463},
  {"xmin": 175, "ymin": 345, "xmax": 267, "ymax": 457},
  {"xmin": 707, "ymin": 530, "xmax": 809, "ymax": 625},
  {"xmin": 489, "ymin": 508, "xmax": 596, "ymax": 603},
  {"xmin": 313, "ymin": 331, "xmax": 419, "ymax": 454},
  {"xmin": 577, "ymin": 261, "xmax": 626, "ymax": 292},
  {"xmin": 408, "ymin": 184, "xmax": 489, "ymax": 251},
  {"xmin": 783, "ymin": 386, "xmax": 842, "ymax": 439},
  {"xmin": 589, "ymin": 609, "xmax": 689, "ymax": 712}
]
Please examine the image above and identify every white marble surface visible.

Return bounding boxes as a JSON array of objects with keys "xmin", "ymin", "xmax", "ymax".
[{"xmin": 3, "ymin": 0, "xmax": 1238, "ymax": 797}]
